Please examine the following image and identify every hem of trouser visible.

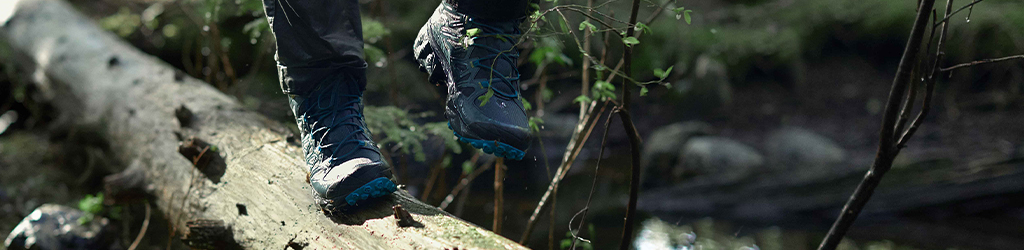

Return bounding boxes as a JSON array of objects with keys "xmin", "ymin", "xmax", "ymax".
[{"xmin": 278, "ymin": 63, "xmax": 368, "ymax": 96}]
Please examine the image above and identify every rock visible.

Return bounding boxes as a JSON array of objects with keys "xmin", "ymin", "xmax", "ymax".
[
  {"xmin": 764, "ymin": 127, "xmax": 847, "ymax": 173},
  {"xmin": 633, "ymin": 218, "xmax": 696, "ymax": 250},
  {"xmin": 679, "ymin": 136, "xmax": 765, "ymax": 181},
  {"xmin": 4, "ymin": 204, "xmax": 119, "ymax": 250},
  {"xmin": 641, "ymin": 121, "xmax": 714, "ymax": 188}
]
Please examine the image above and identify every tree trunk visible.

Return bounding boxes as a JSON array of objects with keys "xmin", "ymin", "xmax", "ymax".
[{"xmin": 0, "ymin": 0, "xmax": 525, "ymax": 249}]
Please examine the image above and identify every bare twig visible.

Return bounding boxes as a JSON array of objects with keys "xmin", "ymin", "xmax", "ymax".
[
  {"xmin": 522, "ymin": 0, "xmax": 673, "ymax": 244},
  {"xmin": 493, "ymin": 158, "xmax": 505, "ymax": 234},
  {"xmin": 520, "ymin": 101, "xmax": 608, "ymax": 244},
  {"xmin": 570, "ymin": 107, "xmax": 616, "ymax": 249},
  {"xmin": 817, "ymin": 0, "xmax": 936, "ymax": 249},
  {"xmin": 616, "ymin": 0, "xmax": 644, "ymax": 248},
  {"xmin": 421, "ymin": 153, "xmax": 447, "ymax": 201},
  {"xmin": 933, "ymin": 0, "xmax": 983, "ymax": 28},
  {"xmin": 581, "ymin": 0, "xmax": 595, "ymax": 116},
  {"xmin": 899, "ymin": 0, "xmax": 956, "ymax": 147},
  {"xmin": 940, "ymin": 54, "xmax": 1024, "ymax": 72},
  {"xmin": 439, "ymin": 153, "xmax": 488, "ymax": 210},
  {"xmin": 127, "ymin": 202, "xmax": 152, "ymax": 250}
]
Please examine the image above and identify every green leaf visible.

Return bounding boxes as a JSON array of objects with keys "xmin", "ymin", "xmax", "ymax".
[
  {"xmin": 78, "ymin": 193, "xmax": 104, "ymax": 214},
  {"xmin": 558, "ymin": 16, "xmax": 569, "ymax": 34},
  {"xmin": 673, "ymin": 7, "xmax": 686, "ymax": 20},
  {"xmin": 363, "ymin": 44, "xmax": 387, "ymax": 67},
  {"xmin": 78, "ymin": 214, "xmax": 94, "ymax": 225},
  {"xmin": 528, "ymin": 117, "xmax": 544, "ymax": 133},
  {"xmin": 466, "ymin": 28, "xmax": 481, "ymax": 37},
  {"xmin": 441, "ymin": 155, "xmax": 452, "ymax": 169},
  {"xmin": 478, "ymin": 88, "xmax": 494, "ymax": 107},
  {"xmin": 684, "ymin": 10, "xmax": 693, "ymax": 24},
  {"xmin": 578, "ymin": 20, "xmax": 597, "ymax": 32},
  {"xmin": 592, "ymin": 80, "xmax": 618, "ymax": 100},
  {"xmin": 653, "ymin": 68, "xmax": 666, "ymax": 79},
  {"xmin": 462, "ymin": 161, "xmax": 474, "ymax": 175},
  {"xmin": 653, "ymin": 65, "xmax": 674, "ymax": 79},
  {"xmin": 542, "ymin": 88, "xmax": 554, "ymax": 101},
  {"xmin": 634, "ymin": 22, "xmax": 651, "ymax": 34},
  {"xmin": 522, "ymin": 98, "xmax": 533, "ymax": 110},
  {"xmin": 574, "ymin": 95, "xmax": 593, "ymax": 104},
  {"xmin": 640, "ymin": 86, "xmax": 649, "ymax": 96},
  {"xmin": 594, "ymin": 80, "xmax": 615, "ymax": 91},
  {"xmin": 361, "ymin": 18, "xmax": 391, "ymax": 43},
  {"xmin": 529, "ymin": 46, "xmax": 553, "ymax": 66},
  {"xmin": 622, "ymin": 36, "xmax": 639, "ymax": 47},
  {"xmin": 242, "ymin": 18, "xmax": 268, "ymax": 41}
]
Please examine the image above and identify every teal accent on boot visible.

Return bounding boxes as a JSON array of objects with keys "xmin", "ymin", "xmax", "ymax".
[{"xmin": 344, "ymin": 177, "xmax": 398, "ymax": 206}]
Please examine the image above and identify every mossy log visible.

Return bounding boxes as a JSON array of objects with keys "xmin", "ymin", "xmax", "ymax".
[{"xmin": 0, "ymin": 0, "xmax": 525, "ymax": 248}]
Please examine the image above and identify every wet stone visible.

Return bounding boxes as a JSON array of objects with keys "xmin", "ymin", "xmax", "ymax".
[{"xmin": 3, "ymin": 204, "xmax": 119, "ymax": 250}]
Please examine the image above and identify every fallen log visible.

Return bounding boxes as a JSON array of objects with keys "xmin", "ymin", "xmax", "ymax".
[{"xmin": 0, "ymin": 0, "xmax": 524, "ymax": 248}]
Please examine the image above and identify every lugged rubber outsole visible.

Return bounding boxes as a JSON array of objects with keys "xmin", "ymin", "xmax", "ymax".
[
  {"xmin": 449, "ymin": 123, "xmax": 526, "ymax": 160},
  {"xmin": 343, "ymin": 177, "xmax": 397, "ymax": 206},
  {"xmin": 313, "ymin": 177, "xmax": 397, "ymax": 213}
]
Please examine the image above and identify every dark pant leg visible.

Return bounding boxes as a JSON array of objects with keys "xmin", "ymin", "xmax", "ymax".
[
  {"xmin": 262, "ymin": 0, "xmax": 366, "ymax": 95},
  {"xmin": 446, "ymin": 0, "xmax": 535, "ymax": 22}
]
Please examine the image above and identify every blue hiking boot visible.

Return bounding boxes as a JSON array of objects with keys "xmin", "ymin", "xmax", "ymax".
[
  {"xmin": 414, "ymin": 2, "xmax": 532, "ymax": 160},
  {"xmin": 289, "ymin": 76, "xmax": 397, "ymax": 213}
]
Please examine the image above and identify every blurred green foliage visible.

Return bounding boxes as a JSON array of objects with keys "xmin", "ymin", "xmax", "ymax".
[
  {"xmin": 363, "ymin": 106, "xmax": 460, "ymax": 163},
  {"xmin": 76, "ymin": 193, "xmax": 121, "ymax": 225}
]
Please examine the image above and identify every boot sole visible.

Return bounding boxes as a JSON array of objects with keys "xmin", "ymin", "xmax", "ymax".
[
  {"xmin": 313, "ymin": 177, "xmax": 397, "ymax": 213},
  {"xmin": 449, "ymin": 122, "xmax": 526, "ymax": 160}
]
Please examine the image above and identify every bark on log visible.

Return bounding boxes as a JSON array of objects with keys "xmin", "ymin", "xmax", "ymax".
[{"xmin": 0, "ymin": 0, "xmax": 525, "ymax": 249}]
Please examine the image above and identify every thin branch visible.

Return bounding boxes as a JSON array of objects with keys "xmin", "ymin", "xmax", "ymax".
[
  {"xmin": 940, "ymin": 54, "xmax": 1024, "ymax": 72},
  {"xmin": 521, "ymin": 0, "xmax": 672, "ymax": 244},
  {"xmin": 570, "ymin": 107, "xmax": 616, "ymax": 249},
  {"xmin": 817, "ymin": 0, "xmax": 937, "ymax": 249},
  {"xmin": 494, "ymin": 158, "xmax": 505, "ymax": 234},
  {"xmin": 898, "ymin": 55, "xmax": 941, "ymax": 148},
  {"xmin": 894, "ymin": 9, "xmax": 933, "ymax": 138},
  {"xmin": 933, "ymin": 0, "xmax": 983, "ymax": 28},
  {"xmin": 127, "ymin": 202, "xmax": 152, "ymax": 250},
  {"xmin": 617, "ymin": 0, "xmax": 643, "ymax": 247},
  {"xmin": 439, "ymin": 153, "xmax": 489, "ymax": 210},
  {"xmin": 420, "ymin": 153, "xmax": 446, "ymax": 201},
  {"xmin": 520, "ymin": 101, "xmax": 608, "ymax": 244},
  {"xmin": 898, "ymin": 0, "xmax": 956, "ymax": 147}
]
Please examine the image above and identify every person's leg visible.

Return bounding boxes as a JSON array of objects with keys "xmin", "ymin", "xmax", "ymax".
[
  {"xmin": 263, "ymin": 0, "xmax": 366, "ymax": 95},
  {"xmin": 262, "ymin": 0, "xmax": 396, "ymax": 212},
  {"xmin": 414, "ymin": 0, "xmax": 534, "ymax": 160}
]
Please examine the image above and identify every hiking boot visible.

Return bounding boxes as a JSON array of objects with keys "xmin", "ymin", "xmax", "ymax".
[
  {"xmin": 289, "ymin": 76, "xmax": 397, "ymax": 212},
  {"xmin": 414, "ymin": 2, "xmax": 531, "ymax": 160}
]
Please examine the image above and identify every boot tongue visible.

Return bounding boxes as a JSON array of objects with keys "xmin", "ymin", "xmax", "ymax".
[{"xmin": 469, "ymin": 21, "xmax": 520, "ymax": 97}]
